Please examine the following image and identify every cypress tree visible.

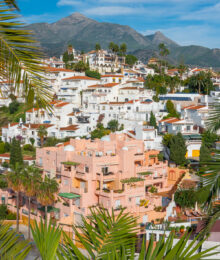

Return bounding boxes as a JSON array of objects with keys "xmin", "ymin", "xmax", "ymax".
[
  {"xmin": 149, "ymin": 111, "xmax": 157, "ymax": 128},
  {"xmin": 169, "ymin": 133, "xmax": 187, "ymax": 165},
  {"xmin": 10, "ymin": 138, "xmax": 23, "ymax": 167},
  {"xmin": 199, "ymin": 144, "xmax": 211, "ymax": 163}
]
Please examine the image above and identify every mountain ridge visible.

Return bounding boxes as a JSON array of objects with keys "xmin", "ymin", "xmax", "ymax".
[{"xmin": 25, "ymin": 12, "xmax": 220, "ymax": 67}]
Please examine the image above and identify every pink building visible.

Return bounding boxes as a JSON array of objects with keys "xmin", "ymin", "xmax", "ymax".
[
  {"xmin": 35, "ymin": 133, "xmax": 173, "ymax": 225},
  {"xmin": 0, "ymin": 133, "xmax": 185, "ymax": 227}
]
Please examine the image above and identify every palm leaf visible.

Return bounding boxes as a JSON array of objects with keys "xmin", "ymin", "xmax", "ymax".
[
  {"xmin": 0, "ymin": 222, "xmax": 31, "ymax": 259},
  {"xmin": 31, "ymin": 219, "xmax": 62, "ymax": 260},
  {"xmin": 0, "ymin": 1, "xmax": 52, "ymax": 109}
]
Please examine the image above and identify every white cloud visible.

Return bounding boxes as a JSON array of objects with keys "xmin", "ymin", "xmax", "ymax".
[
  {"xmin": 22, "ymin": 13, "xmax": 60, "ymax": 24},
  {"xmin": 83, "ymin": 6, "xmax": 145, "ymax": 16}
]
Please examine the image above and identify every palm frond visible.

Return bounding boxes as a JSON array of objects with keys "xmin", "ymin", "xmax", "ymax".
[
  {"xmin": 31, "ymin": 219, "xmax": 62, "ymax": 260},
  {"xmin": 0, "ymin": 1, "xmax": 52, "ymax": 109},
  {"xmin": 62, "ymin": 207, "xmax": 138, "ymax": 259},
  {"xmin": 0, "ymin": 222, "xmax": 31, "ymax": 259},
  {"xmin": 206, "ymin": 101, "xmax": 220, "ymax": 131}
]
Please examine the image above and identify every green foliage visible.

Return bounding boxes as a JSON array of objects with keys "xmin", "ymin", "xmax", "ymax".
[
  {"xmin": 200, "ymin": 144, "xmax": 211, "ymax": 163},
  {"xmin": 188, "ymin": 71, "xmax": 214, "ymax": 94},
  {"xmin": 139, "ymin": 171, "xmax": 153, "ymax": 176},
  {"xmin": 120, "ymin": 43, "xmax": 127, "ymax": 55},
  {"xmin": 125, "ymin": 54, "xmax": 138, "ymax": 66},
  {"xmin": 0, "ymin": 142, "xmax": 5, "ymax": 153},
  {"xmin": 0, "ymin": 174, "xmax": 8, "ymax": 188},
  {"xmin": 31, "ymin": 219, "xmax": 62, "ymax": 260},
  {"xmin": 61, "ymin": 161, "xmax": 80, "ymax": 166},
  {"xmin": 4, "ymin": 142, "xmax": 10, "ymax": 152},
  {"xmin": 107, "ymin": 120, "xmax": 120, "ymax": 132},
  {"xmin": 1, "ymin": 162, "xmax": 9, "ymax": 168},
  {"xmin": 149, "ymin": 186, "xmax": 158, "ymax": 193},
  {"xmin": 62, "ymin": 50, "xmax": 74, "ymax": 67},
  {"xmin": 202, "ymin": 130, "xmax": 218, "ymax": 148},
  {"xmin": 169, "ymin": 133, "xmax": 187, "ymax": 165},
  {"xmin": 162, "ymin": 133, "xmax": 174, "ymax": 148},
  {"xmin": 121, "ymin": 177, "xmax": 144, "ymax": 184},
  {"xmin": 10, "ymin": 138, "xmax": 23, "ymax": 167},
  {"xmin": 85, "ymin": 69, "xmax": 101, "ymax": 79},
  {"xmin": 152, "ymin": 95, "xmax": 159, "ymax": 102},
  {"xmin": 29, "ymin": 137, "xmax": 35, "ymax": 146},
  {"xmin": 23, "ymin": 144, "xmax": 35, "ymax": 152},
  {"xmin": 149, "ymin": 111, "xmax": 157, "ymax": 128},
  {"xmin": 166, "ymin": 100, "xmax": 179, "ymax": 118},
  {"xmin": 95, "ymin": 43, "xmax": 101, "ymax": 51},
  {"xmin": 157, "ymin": 152, "xmax": 164, "ymax": 161},
  {"xmin": 91, "ymin": 123, "xmax": 111, "ymax": 140},
  {"xmin": 9, "ymin": 101, "xmax": 20, "ymax": 114},
  {"xmin": 0, "ymin": 205, "xmax": 7, "ymax": 219},
  {"xmin": 73, "ymin": 61, "xmax": 89, "ymax": 72},
  {"xmin": 174, "ymin": 188, "xmax": 196, "ymax": 208}
]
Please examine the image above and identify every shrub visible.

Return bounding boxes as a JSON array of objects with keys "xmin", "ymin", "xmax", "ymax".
[
  {"xmin": 0, "ymin": 142, "xmax": 5, "ymax": 154},
  {"xmin": 85, "ymin": 70, "xmax": 101, "ymax": 79},
  {"xmin": 7, "ymin": 212, "xmax": 16, "ymax": 220},
  {"xmin": 1, "ymin": 162, "xmax": 9, "ymax": 168},
  {"xmin": 0, "ymin": 205, "xmax": 7, "ymax": 219},
  {"xmin": 9, "ymin": 101, "xmax": 20, "ymax": 114},
  {"xmin": 23, "ymin": 144, "xmax": 34, "ymax": 151}
]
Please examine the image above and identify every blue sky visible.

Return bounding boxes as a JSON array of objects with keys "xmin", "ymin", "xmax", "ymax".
[{"xmin": 18, "ymin": 0, "xmax": 220, "ymax": 48}]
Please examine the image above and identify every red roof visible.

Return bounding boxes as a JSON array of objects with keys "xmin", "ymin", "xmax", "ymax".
[
  {"xmin": 60, "ymin": 125, "xmax": 79, "ymax": 131},
  {"xmin": 183, "ymin": 105, "xmax": 206, "ymax": 110},
  {"xmin": 120, "ymin": 87, "xmax": 138, "ymax": 90},
  {"xmin": 54, "ymin": 102, "xmax": 69, "ymax": 108},
  {"xmin": 62, "ymin": 76, "xmax": 98, "ymax": 81},
  {"xmin": 0, "ymin": 153, "xmax": 34, "ymax": 160},
  {"xmin": 88, "ymin": 83, "xmax": 119, "ymax": 88},
  {"xmin": 2, "ymin": 123, "xmax": 18, "ymax": 128},
  {"xmin": 23, "ymin": 124, "xmax": 54, "ymax": 129},
  {"xmin": 26, "ymin": 108, "xmax": 39, "ymax": 113},
  {"xmin": 159, "ymin": 117, "xmax": 180, "ymax": 123},
  {"xmin": 46, "ymin": 67, "xmax": 73, "ymax": 73}
]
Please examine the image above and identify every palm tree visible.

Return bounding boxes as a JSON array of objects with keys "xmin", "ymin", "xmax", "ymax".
[
  {"xmin": 192, "ymin": 72, "xmax": 205, "ymax": 94},
  {"xmin": 7, "ymin": 164, "xmax": 24, "ymax": 232},
  {"xmin": 37, "ymin": 176, "xmax": 59, "ymax": 222},
  {"xmin": 31, "ymin": 207, "xmax": 218, "ymax": 259},
  {"xmin": 21, "ymin": 166, "xmax": 42, "ymax": 239},
  {"xmin": 158, "ymin": 43, "xmax": 170, "ymax": 74},
  {"xmin": 0, "ymin": 0, "xmax": 52, "ymax": 109},
  {"xmin": 108, "ymin": 41, "xmax": 115, "ymax": 53},
  {"xmin": 95, "ymin": 43, "xmax": 101, "ymax": 51},
  {"xmin": 37, "ymin": 125, "xmax": 48, "ymax": 147},
  {"xmin": 120, "ymin": 43, "xmax": 127, "ymax": 56}
]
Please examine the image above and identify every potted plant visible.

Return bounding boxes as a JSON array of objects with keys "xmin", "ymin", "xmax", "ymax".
[{"xmin": 180, "ymin": 225, "xmax": 185, "ymax": 233}]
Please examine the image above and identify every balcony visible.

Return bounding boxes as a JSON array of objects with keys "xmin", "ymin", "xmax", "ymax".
[{"xmin": 72, "ymin": 186, "xmax": 87, "ymax": 194}]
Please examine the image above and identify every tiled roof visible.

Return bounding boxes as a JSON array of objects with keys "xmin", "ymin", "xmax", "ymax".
[
  {"xmin": 54, "ymin": 102, "xmax": 69, "ymax": 108},
  {"xmin": 62, "ymin": 76, "xmax": 98, "ymax": 81},
  {"xmin": 88, "ymin": 83, "xmax": 119, "ymax": 88},
  {"xmin": 120, "ymin": 87, "xmax": 138, "ymax": 90},
  {"xmin": 0, "ymin": 153, "xmax": 34, "ymax": 160},
  {"xmin": 159, "ymin": 117, "xmax": 180, "ymax": 123},
  {"xmin": 67, "ymin": 112, "xmax": 75, "ymax": 116},
  {"xmin": 26, "ymin": 108, "xmax": 39, "ymax": 113},
  {"xmin": 60, "ymin": 125, "xmax": 79, "ymax": 131},
  {"xmin": 2, "ymin": 123, "xmax": 19, "ymax": 128},
  {"xmin": 46, "ymin": 67, "xmax": 74, "ymax": 73},
  {"xmin": 183, "ymin": 105, "xmax": 206, "ymax": 110},
  {"xmin": 23, "ymin": 124, "xmax": 54, "ymax": 129}
]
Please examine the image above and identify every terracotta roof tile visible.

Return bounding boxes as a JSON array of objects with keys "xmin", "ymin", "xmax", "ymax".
[
  {"xmin": 88, "ymin": 83, "xmax": 119, "ymax": 88},
  {"xmin": 101, "ymin": 75, "xmax": 123, "ymax": 78},
  {"xmin": 46, "ymin": 67, "xmax": 74, "ymax": 73},
  {"xmin": 2, "ymin": 123, "xmax": 19, "ymax": 128},
  {"xmin": 60, "ymin": 125, "xmax": 79, "ymax": 131},
  {"xmin": 54, "ymin": 102, "xmax": 69, "ymax": 108},
  {"xmin": 62, "ymin": 76, "xmax": 98, "ymax": 81}
]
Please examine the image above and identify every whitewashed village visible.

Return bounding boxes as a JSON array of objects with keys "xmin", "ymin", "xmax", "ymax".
[{"xmin": 1, "ymin": 40, "xmax": 220, "ymax": 257}]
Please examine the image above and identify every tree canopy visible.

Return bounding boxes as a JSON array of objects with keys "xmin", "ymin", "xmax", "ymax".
[
  {"xmin": 125, "ymin": 54, "xmax": 138, "ymax": 66},
  {"xmin": 9, "ymin": 138, "xmax": 23, "ymax": 167},
  {"xmin": 149, "ymin": 111, "xmax": 157, "ymax": 128},
  {"xmin": 169, "ymin": 133, "xmax": 187, "ymax": 165}
]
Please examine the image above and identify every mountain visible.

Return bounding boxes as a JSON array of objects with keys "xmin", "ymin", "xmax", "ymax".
[
  {"xmin": 26, "ymin": 13, "xmax": 220, "ymax": 68},
  {"xmin": 26, "ymin": 13, "xmax": 151, "ymax": 57},
  {"xmin": 145, "ymin": 31, "xmax": 179, "ymax": 48}
]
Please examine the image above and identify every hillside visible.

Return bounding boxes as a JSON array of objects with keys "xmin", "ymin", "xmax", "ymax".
[{"xmin": 25, "ymin": 12, "xmax": 220, "ymax": 67}]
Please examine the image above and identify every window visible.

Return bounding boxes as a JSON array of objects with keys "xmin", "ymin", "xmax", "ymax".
[
  {"xmin": 115, "ymin": 200, "xmax": 120, "ymax": 208},
  {"xmin": 187, "ymin": 125, "xmax": 191, "ymax": 131},
  {"xmin": 136, "ymin": 197, "xmax": 141, "ymax": 205},
  {"xmin": 127, "ymin": 107, "xmax": 131, "ymax": 110},
  {"xmin": 64, "ymin": 179, "xmax": 69, "ymax": 185},
  {"xmin": 85, "ymin": 166, "xmax": 89, "ymax": 173},
  {"xmin": 102, "ymin": 167, "xmax": 108, "ymax": 175},
  {"xmin": 142, "ymin": 215, "xmax": 148, "ymax": 223}
]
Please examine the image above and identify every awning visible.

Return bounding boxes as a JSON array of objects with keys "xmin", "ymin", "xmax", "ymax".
[
  {"xmin": 38, "ymin": 206, "xmax": 60, "ymax": 213},
  {"xmin": 59, "ymin": 193, "xmax": 80, "ymax": 199}
]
